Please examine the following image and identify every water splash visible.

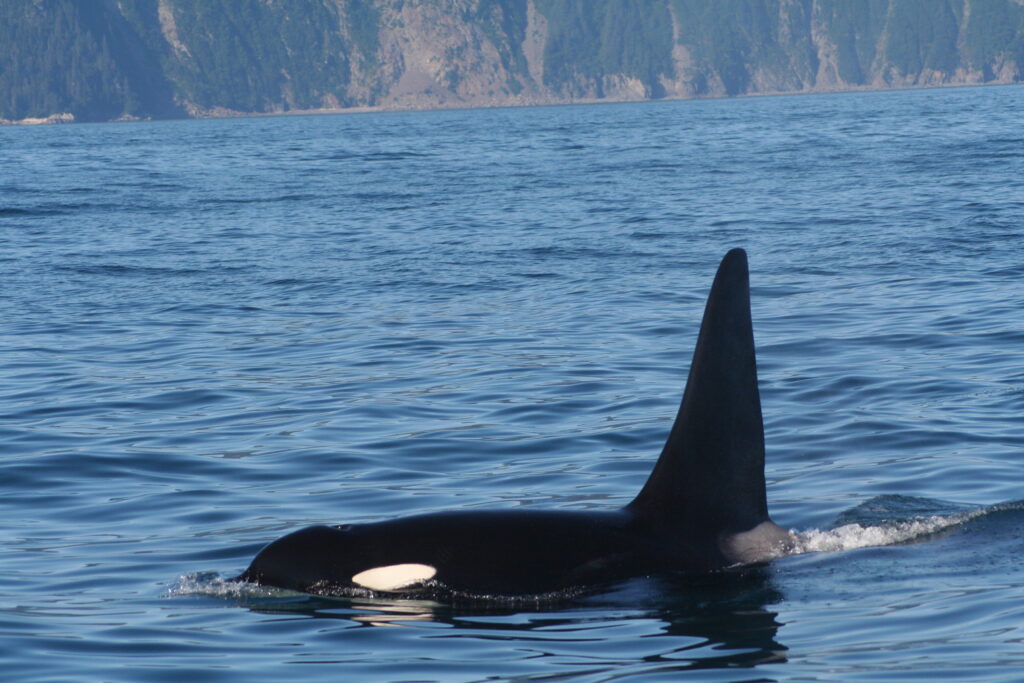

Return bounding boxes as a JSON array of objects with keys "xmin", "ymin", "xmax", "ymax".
[
  {"xmin": 792, "ymin": 512, "xmax": 978, "ymax": 554},
  {"xmin": 787, "ymin": 496, "xmax": 1019, "ymax": 555},
  {"xmin": 166, "ymin": 571, "xmax": 269, "ymax": 598}
]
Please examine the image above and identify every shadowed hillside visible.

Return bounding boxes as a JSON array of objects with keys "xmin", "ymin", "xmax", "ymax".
[{"xmin": 3, "ymin": 0, "xmax": 1023, "ymax": 123}]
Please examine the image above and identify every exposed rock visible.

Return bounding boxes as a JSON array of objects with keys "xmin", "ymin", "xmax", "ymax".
[
  {"xmin": 0, "ymin": 112, "xmax": 75, "ymax": 126},
  {"xmin": 4, "ymin": 0, "xmax": 1024, "ymax": 123}
]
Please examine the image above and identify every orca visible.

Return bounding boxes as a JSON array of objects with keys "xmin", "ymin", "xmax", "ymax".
[{"xmin": 235, "ymin": 248, "xmax": 793, "ymax": 598}]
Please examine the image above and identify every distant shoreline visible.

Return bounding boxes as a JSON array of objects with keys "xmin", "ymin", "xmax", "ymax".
[{"xmin": 3, "ymin": 81, "xmax": 1019, "ymax": 127}]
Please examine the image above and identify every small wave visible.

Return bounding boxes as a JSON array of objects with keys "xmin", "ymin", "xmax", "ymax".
[
  {"xmin": 167, "ymin": 571, "xmax": 273, "ymax": 599},
  {"xmin": 361, "ymin": 151, "xmax": 432, "ymax": 161},
  {"xmin": 173, "ymin": 571, "xmax": 591, "ymax": 606},
  {"xmin": 348, "ymin": 191, "xmax": 424, "ymax": 201},
  {"xmin": 57, "ymin": 264, "xmax": 204, "ymax": 278},
  {"xmin": 2, "ymin": 201, "xmax": 120, "ymax": 216},
  {"xmin": 791, "ymin": 512, "xmax": 980, "ymax": 554},
  {"xmin": 629, "ymin": 230, "xmax": 669, "ymax": 240},
  {"xmin": 0, "ymin": 206, "xmax": 64, "ymax": 216},
  {"xmin": 170, "ymin": 572, "xmax": 386, "ymax": 602},
  {"xmin": 787, "ymin": 497, "xmax": 1021, "ymax": 555}
]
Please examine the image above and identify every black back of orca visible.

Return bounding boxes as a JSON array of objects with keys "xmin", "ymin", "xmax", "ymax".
[{"xmin": 236, "ymin": 248, "xmax": 790, "ymax": 598}]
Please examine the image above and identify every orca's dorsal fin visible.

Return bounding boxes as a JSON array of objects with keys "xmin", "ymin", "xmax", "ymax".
[{"xmin": 627, "ymin": 248, "xmax": 770, "ymax": 538}]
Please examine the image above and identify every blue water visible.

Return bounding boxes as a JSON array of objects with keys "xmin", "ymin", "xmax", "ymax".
[{"xmin": 2, "ymin": 85, "xmax": 1023, "ymax": 681}]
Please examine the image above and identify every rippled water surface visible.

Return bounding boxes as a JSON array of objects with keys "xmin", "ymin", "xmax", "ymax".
[{"xmin": 2, "ymin": 86, "xmax": 1023, "ymax": 681}]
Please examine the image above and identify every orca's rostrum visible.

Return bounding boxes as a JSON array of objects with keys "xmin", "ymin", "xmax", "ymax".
[{"xmin": 236, "ymin": 248, "xmax": 794, "ymax": 598}]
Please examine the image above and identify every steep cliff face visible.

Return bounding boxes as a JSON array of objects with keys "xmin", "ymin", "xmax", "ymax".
[
  {"xmin": 2, "ymin": 0, "xmax": 1023, "ymax": 123},
  {"xmin": 365, "ymin": 0, "xmax": 546, "ymax": 109},
  {"xmin": 0, "ymin": 0, "xmax": 183, "ymax": 122}
]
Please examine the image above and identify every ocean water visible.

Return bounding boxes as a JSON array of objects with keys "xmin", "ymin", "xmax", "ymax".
[{"xmin": 1, "ymin": 85, "xmax": 1022, "ymax": 681}]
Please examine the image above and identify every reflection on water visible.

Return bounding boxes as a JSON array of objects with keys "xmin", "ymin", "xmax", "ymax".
[{"xmin": 240, "ymin": 568, "xmax": 787, "ymax": 672}]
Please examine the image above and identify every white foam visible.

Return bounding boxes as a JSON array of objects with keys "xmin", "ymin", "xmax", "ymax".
[
  {"xmin": 165, "ymin": 572, "xmax": 268, "ymax": 598},
  {"xmin": 789, "ymin": 507, "xmax": 986, "ymax": 555}
]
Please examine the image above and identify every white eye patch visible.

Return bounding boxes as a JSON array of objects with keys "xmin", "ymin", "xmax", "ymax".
[{"xmin": 351, "ymin": 563, "xmax": 437, "ymax": 592}]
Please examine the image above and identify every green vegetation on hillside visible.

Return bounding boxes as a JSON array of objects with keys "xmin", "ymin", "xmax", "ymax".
[
  {"xmin": 535, "ymin": 0, "xmax": 674, "ymax": 97},
  {"xmin": 475, "ymin": 0, "xmax": 532, "ymax": 93},
  {"xmin": 0, "ymin": 0, "xmax": 181, "ymax": 121},
  {"xmin": 963, "ymin": 0, "xmax": 1024, "ymax": 77},
  {"xmin": 818, "ymin": 0, "xmax": 891, "ymax": 84},
  {"xmin": 671, "ymin": 0, "xmax": 818, "ymax": 95},
  {"xmin": 880, "ymin": 0, "xmax": 960, "ymax": 79},
  {"xmin": 162, "ymin": 0, "xmax": 357, "ymax": 112},
  {"xmin": 2, "ymin": 0, "xmax": 1023, "ymax": 123}
]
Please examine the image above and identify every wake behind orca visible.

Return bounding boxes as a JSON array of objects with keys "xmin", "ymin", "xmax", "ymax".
[{"xmin": 236, "ymin": 248, "xmax": 794, "ymax": 598}]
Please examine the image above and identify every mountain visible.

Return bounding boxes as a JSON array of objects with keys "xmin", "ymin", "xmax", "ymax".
[{"xmin": 3, "ymin": 0, "xmax": 1024, "ymax": 123}]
